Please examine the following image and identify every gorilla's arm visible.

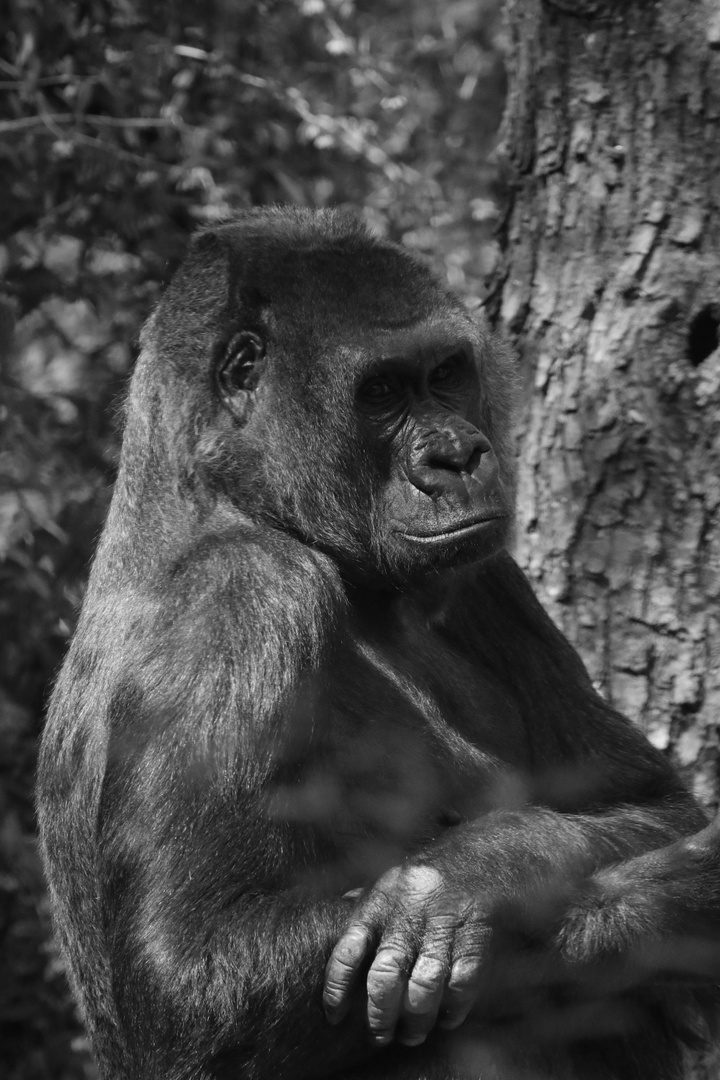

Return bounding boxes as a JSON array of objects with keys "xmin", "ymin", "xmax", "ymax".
[
  {"xmin": 561, "ymin": 812, "xmax": 720, "ymax": 979},
  {"xmin": 323, "ymin": 800, "xmax": 707, "ymax": 1048},
  {"xmin": 90, "ymin": 530, "xmax": 383, "ymax": 1080},
  {"xmin": 323, "ymin": 554, "xmax": 710, "ymax": 1047}
]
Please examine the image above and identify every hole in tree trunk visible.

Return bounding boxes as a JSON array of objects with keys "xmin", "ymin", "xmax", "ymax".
[{"xmin": 687, "ymin": 305, "xmax": 719, "ymax": 366}]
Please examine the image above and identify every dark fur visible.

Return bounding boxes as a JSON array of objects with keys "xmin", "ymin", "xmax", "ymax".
[{"xmin": 38, "ymin": 208, "xmax": 715, "ymax": 1080}]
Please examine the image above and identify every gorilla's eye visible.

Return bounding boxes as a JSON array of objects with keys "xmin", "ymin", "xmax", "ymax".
[
  {"xmin": 358, "ymin": 377, "xmax": 399, "ymax": 407},
  {"xmin": 429, "ymin": 354, "xmax": 464, "ymax": 388}
]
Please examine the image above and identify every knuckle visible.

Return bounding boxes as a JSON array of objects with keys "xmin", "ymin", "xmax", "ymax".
[
  {"xmin": 424, "ymin": 912, "xmax": 460, "ymax": 939},
  {"xmin": 371, "ymin": 947, "xmax": 408, "ymax": 979},
  {"xmin": 322, "ymin": 987, "xmax": 344, "ymax": 1013},
  {"xmin": 367, "ymin": 949, "xmax": 409, "ymax": 1022},
  {"xmin": 323, "ymin": 978, "xmax": 345, "ymax": 999},
  {"xmin": 404, "ymin": 864, "xmax": 444, "ymax": 900},
  {"xmin": 408, "ymin": 972, "xmax": 443, "ymax": 997},
  {"xmin": 373, "ymin": 866, "xmax": 403, "ymax": 901},
  {"xmin": 409, "ymin": 956, "xmax": 445, "ymax": 991},
  {"xmin": 324, "ymin": 974, "xmax": 346, "ymax": 1001},
  {"xmin": 405, "ymin": 988, "xmax": 441, "ymax": 1016},
  {"xmin": 367, "ymin": 987, "xmax": 402, "ymax": 1040},
  {"xmin": 447, "ymin": 956, "xmax": 482, "ymax": 994},
  {"xmin": 367, "ymin": 990, "xmax": 392, "ymax": 1015},
  {"xmin": 405, "ymin": 956, "xmax": 445, "ymax": 1015},
  {"xmin": 329, "ymin": 950, "xmax": 361, "ymax": 974},
  {"xmin": 367, "ymin": 982, "xmax": 399, "ymax": 1012},
  {"xmin": 342, "ymin": 923, "xmax": 373, "ymax": 945},
  {"xmin": 331, "ymin": 927, "xmax": 370, "ymax": 962},
  {"xmin": 461, "ymin": 914, "xmax": 491, "ymax": 941},
  {"xmin": 383, "ymin": 865, "xmax": 403, "ymax": 888}
]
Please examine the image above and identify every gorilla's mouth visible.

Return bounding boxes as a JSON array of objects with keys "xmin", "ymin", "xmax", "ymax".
[{"xmin": 398, "ymin": 514, "xmax": 506, "ymax": 545}]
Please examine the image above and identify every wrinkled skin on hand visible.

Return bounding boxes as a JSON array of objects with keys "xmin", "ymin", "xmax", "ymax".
[
  {"xmin": 324, "ymin": 864, "xmax": 493, "ymax": 1047},
  {"xmin": 324, "ymin": 835, "xmax": 720, "ymax": 1053}
]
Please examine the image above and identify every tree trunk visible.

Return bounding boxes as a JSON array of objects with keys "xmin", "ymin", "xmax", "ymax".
[{"xmin": 494, "ymin": 0, "xmax": 720, "ymax": 809}]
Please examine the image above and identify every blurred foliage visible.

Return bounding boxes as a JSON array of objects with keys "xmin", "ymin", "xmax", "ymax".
[{"xmin": 0, "ymin": 0, "xmax": 505, "ymax": 1076}]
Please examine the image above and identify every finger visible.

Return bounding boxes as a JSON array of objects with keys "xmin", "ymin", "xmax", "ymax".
[
  {"xmin": 437, "ymin": 923, "xmax": 490, "ymax": 1031},
  {"xmin": 342, "ymin": 887, "xmax": 365, "ymax": 901},
  {"xmin": 324, "ymin": 924, "xmax": 373, "ymax": 1024},
  {"xmin": 396, "ymin": 905, "xmax": 456, "ymax": 1046},
  {"xmin": 397, "ymin": 954, "xmax": 447, "ymax": 1046},
  {"xmin": 366, "ymin": 942, "xmax": 413, "ymax": 1046},
  {"xmin": 437, "ymin": 955, "xmax": 483, "ymax": 1030}
]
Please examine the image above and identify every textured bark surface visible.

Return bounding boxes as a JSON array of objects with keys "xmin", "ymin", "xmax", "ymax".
[{"xmin": 494, "ymin": 0, "xmax": 720, "ymax": 809}]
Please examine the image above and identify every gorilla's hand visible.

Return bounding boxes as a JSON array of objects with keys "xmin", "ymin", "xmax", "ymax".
[{"xmin": 323, "ymin": 864, "xmax": 490, "ymax": 1047}]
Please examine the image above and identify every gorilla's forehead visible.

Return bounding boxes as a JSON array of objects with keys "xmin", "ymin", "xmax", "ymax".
[
  {"xmin": 267, "ymin": 307, "xmax": 483, "ymax": 380},
  {"xmin": 238, "ymin": 242, "xmax": 457, "ymax": 329},
  {"xmin": 334, "ymin": 318, "xmax": 481, "ymax": 364}
]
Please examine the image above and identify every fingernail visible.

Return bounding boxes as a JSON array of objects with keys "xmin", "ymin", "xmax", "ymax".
[{"xmin": 370, "ymin": 1033, "xmax": 393, "ymax": 1046}]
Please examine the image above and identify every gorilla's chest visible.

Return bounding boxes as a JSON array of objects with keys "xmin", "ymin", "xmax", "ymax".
[{"xmin": 276, "ymin": 622, "xmax": 531, "ymax": 885}]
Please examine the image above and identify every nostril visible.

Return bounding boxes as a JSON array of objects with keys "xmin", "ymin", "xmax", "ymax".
[
  {"xmin": 427, "ymin": 442, "xmax": 488, "ymax": 474},
  {"xmin": 427, "ymin": 453, "xmax": 465, "ymax": 473},
  {"xmin": 466, "ymin": 446, "xmax": 485, "ymax": 475}
]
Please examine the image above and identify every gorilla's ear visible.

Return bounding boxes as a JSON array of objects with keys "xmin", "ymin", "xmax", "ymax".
[{"xmin": 215, "ymin": 330, "xmax": 266, "ymax": 423}]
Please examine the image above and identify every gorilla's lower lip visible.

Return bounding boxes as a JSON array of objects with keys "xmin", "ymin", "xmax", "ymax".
[{"xmin": 398, "ymin": 515, "xmax": 506, "ymax": 544}]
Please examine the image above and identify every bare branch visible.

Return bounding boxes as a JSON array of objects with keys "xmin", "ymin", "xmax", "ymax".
[{"xmin": 0, "ymin": 113, "xmax": 179, "ymax": 135}]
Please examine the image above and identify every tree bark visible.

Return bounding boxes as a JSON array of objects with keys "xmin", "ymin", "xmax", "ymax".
[{"xmin": 494, "ymin": 0, "xmax": 720, "ymax": 809}]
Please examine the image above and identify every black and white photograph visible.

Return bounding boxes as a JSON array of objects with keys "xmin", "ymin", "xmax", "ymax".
[{"xmin": 1, "ymin": 2, "xmax": 719, "ymax": 1078}]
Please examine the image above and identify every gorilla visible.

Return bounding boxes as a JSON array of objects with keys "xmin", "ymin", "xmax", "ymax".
[{"xmin": 38, "ymin": 208, "xmax": 718, "ymax": 1080}]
